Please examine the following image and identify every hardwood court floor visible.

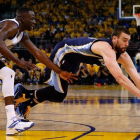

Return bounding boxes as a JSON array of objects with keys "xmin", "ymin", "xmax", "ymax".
[{"xmin": 0, "ymin": 84, "xmax": 140, "ymax": 140}]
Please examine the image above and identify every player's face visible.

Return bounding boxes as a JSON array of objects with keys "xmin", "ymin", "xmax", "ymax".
[
  {"xmin": 24, "ymin": 11, "xmax": 36, "ymax": 31},
  {"xmin": 114, "ymin": 32, "xmax": 130, "ymax": 53}
]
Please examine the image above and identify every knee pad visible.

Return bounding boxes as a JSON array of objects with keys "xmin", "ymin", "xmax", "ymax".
[
  {"xmin": 0, "ymin": 66, "xmax": 15, "ymax": 80},
  {"xmin": 0, "ymin": 67, "xmax": 15, "ymax": 97}
]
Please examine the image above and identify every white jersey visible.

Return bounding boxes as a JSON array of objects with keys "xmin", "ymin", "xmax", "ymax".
[{"xmin": 0, "ymin": 19, "xmax": 24, "ymax": 48}]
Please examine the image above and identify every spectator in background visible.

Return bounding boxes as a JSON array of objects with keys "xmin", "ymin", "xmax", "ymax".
[
  {"xmin": 54, "ymin": 30, "xmax": 63, "ymax": 42},
  {"xmin": 15, "ymin": 68, "xmax": 22, "ymax": 84},
  {"xmin": 95, "ymin": 66, "xmax": 110, "ymax": 85},
  {"xmin": 41, "ymin": 27, "xmax": 53, "ymax": 45},
  {"xmin": 27, "ymin": 69, "xmax": 41, "ymax": 85},
  {"xmin": 105, "ymin": 25, "xmax": 113, "ymax": 38},
  {"xmin": 77, "ymin": 63, "xmax": 89, "ymax": 85},
  {"xmin": 87, "ymin": 64, "xmax": 97, "ymax": 84},
  {"xmin": 28, "ymin": 58, "xmax": 32, "ymax": 65},
  {"xmin": 1, "ymin": 57, "xmax": 6, "ymax": 64},
  {"xmin": 44, "ymin": 48, "xmax": 51, "ymax": 57},
  {"xmin": 0, "ymin": 1, "xmax": 6, "ymax": 18},
  {"xmin": 129, "ymin": 25, "xmax": 137, "ymax": 42},
  {"xmin": 21, "ymin": 58, "xmax": 33, "ymax": 84},
  {"xmin": 45, "ymin": 43, "xmax": 53, "ymax": 51},
  {"xmin": 137, "ymin": 25, "xmax": 140, "ymax": 40},
  {"xmin": 63, "ymin": 33, "xmax": 70, "ymax": 40},
  {"xmin": 29, "ymin": 34, "xmax": 36, "ymax": 45},
  {"xmin": 35, "ymin": 45, "xmax": 45, "ymax": 63}
]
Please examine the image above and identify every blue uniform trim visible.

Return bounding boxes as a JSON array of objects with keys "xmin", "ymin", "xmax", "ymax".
[
  {"xmin": 21, "ymin": 31, "xmax": 24, "ymax": 41},
  {"xmin": 0, "ymin": 19, "xmax": 21, "ymax": 40}
]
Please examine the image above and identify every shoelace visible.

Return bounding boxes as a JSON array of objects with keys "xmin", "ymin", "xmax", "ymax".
[
  {"xmin": 24, "ymin": 106, "xmax": 31, "ymax": 120},
  {"xmin": 14, "ymin": 94, "xmax": 30, "ymax": 108},
  {"xmin": 12, "ymin": 116, "xmax": 18, "ymax": 121}
]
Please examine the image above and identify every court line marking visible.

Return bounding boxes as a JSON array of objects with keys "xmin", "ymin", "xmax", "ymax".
[
  {"xmin": 133, "ymin": 134, "xmax": 140, "ymax": 140},
  {"xmin": 42, "ymin": 136, "xmax": 67, "ymax": 140},
  {"xmin": 87, "ymin": 135, "xmax": 104, "ymax": 136},
  {"xmin": 34, "ymin": 119, "xmax": 95, "ymax": 140},
  {"xmin": 27, "ymin": 113, "xmax": 140, "ymax": 118}
]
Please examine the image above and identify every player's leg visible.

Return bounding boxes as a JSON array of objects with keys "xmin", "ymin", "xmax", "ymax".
[
  {"xmin": 0, "ymin": 61, "xmax": 34, "ymax": 135},
  {"xmin": 14, "ymin": 40, "xmax": 70, "ymax": 119},
  {"xmin": 14, "ymin": 83, "xmax": 68, "ymax": 120}
]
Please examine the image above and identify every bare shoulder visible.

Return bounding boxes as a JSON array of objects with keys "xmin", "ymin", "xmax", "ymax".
[
  {"xmin": 0, "ymin": 20, "xmax": 18, "ymax": 31},
  {"xmin": 0, "ymin": 20, "xmax": 19, "ymax": 39},
  {"xmin": 91, "ymin": 41, "xmax": 114, "ymax": 56}
]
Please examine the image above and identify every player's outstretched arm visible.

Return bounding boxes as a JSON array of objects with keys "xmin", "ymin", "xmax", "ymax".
[
  {"xmin": 20, "ymin": 33, "xmax": 78, "ymax": 82},
  {"xmin": 0, "ymin": 21, "xmax": 36, "ymax": 71},
  {"xmin": 102, "ymin": 45, "xmax": 140, "ymax": 98},
  {"xmin": 118, "ymin": 52, "xmax": 140, "ymax": 90}
]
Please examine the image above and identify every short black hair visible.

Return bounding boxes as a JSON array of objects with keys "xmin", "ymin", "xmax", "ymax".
[
  {"xmin": 111, "ymin": 26, "xmax": 130, "ymax": 38},
  {"xmin": 16, "ymin": 7, "xmax": 33, "ymax": 16}
]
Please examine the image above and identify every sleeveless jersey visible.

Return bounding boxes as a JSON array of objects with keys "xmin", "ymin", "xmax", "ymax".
[
  {"xmin": 45, "ymin": 37, "xmax": 122, "ymax": 93},
  {"xmin": 0, "ymin": 19, "xmax": 24, "ymax": 48}
]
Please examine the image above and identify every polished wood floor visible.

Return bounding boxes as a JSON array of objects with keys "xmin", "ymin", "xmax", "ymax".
[{"xmin": 0, "ymin": 84, "xmax": 140, "ymax": 140}]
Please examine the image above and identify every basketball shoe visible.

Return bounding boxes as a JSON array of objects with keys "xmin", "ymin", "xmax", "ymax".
[
  {"xmin": 6, "ymin": 116, "xmax": 34, "ymax": 135},
  {"xmin": 14, "ymin": 83, "xmax": 33, "ymax": 121}
]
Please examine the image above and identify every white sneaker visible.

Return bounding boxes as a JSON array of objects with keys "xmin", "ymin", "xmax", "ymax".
[{"xmin": 6, "ymin": 116, "xmax": 34, "ymax": 135}]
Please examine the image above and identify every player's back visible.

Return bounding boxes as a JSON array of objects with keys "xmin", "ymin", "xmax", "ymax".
[{"xmin": 51, "ymin": 37, "xmax": 110, "ymax": 65}]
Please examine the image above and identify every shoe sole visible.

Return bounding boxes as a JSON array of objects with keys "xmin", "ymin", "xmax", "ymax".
[{"xmin": 6, "ymin": 123, "xmax": 34, "ymax": 135}]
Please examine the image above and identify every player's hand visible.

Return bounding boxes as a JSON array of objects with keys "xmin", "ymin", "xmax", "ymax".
[
  {"xmin": 17, "ymin": 59, "xmax": 37, "ymax": 71},
  {"xmin": 59, "ymin": 71, "xmax": 78, "ymax": 83}
]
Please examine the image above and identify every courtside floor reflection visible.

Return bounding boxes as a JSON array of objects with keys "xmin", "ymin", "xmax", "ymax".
[{"xmin": 0, "ymin": 85, "xmax": 140, "ymax": 140}]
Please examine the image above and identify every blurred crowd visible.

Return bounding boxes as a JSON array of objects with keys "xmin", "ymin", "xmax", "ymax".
[
  {"xmin": 0, "ymin": 54, "xmax": 117, "ymax": 86},
  {"xmin": 25, "ymin": 0, "xmax": 140, "ymax": 46},
  {"xmin": 0, "ymin": 53, "xmax": 45, "ymax": 85},
  {"xmin": 0, "ymin": 0, "xmax": 140, "ymax": 85},
  {"xmin": 1, "ymin": 0, "xmax": 140, "ymax": 47}
]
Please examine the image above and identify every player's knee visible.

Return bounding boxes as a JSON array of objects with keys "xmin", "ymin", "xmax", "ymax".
[
  {"xmin": 55, "ymin": 94, "xmax": 66, "ymax": 102},
  {"xmin": 7, "ymin": 68, "xmax": 15, "ymax": 78},
  {"xmin": 0, "ymin": 67, "xmax": 15, "ymax": 98},
  {"xmin": 36, "ymin": 86, "xmax": 67, "ymax": 103},
  {"xmin": 0, "ymin": 67, "xmax": 15, "ymax": 80}
]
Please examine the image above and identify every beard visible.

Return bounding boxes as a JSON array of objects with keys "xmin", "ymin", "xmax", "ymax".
[{"xmin": 115, "ymin": 41, "xmax": 126, "ymax": 53}]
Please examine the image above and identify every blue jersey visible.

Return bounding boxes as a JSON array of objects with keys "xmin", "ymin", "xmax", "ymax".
[{"xmin": 45, "ymin": 37, "xmax": 121, "ymax": 93}]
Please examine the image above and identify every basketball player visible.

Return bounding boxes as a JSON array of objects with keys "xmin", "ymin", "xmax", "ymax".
[
  {"xmin": 0, "ymin": 7, "xmax": 77, "ymax": 135},
  {"xmin": 15, "ymin": 26, "xmax": 140, "ymax": 123}
]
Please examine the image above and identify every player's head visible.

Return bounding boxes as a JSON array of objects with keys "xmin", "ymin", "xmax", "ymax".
[
  {"xmin": 16, "ymin": 7, "xmax": 36, "ymax": 31},
  {"xmin": 111, "ymin": 26, "xmax": 130, "ymax": 53}
]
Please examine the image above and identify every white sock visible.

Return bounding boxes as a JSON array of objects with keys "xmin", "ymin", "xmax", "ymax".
[{"xmin": 5, "ymin": 105, "xmax": 16, "ymax": 120}]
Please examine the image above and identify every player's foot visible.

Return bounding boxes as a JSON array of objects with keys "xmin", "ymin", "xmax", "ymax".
[
  {"xmin": 14, "ymin": 83, "xmax": 30, "ymax": 108},
  {"xmin": 16, "ymin": 103, "xmax": 31, "ymax": 121},
  {"xmin": 14, "ymin": 83, "xmax": 33, "ymax": 121},
  {"xmin": 6, "ymin": 116, "xmax": 34, "ymax": 135}
]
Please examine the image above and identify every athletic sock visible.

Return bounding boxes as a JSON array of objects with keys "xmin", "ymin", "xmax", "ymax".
[{"xmin": 5, "ymin": 105, "xmax": 16, "ymax": 120}]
